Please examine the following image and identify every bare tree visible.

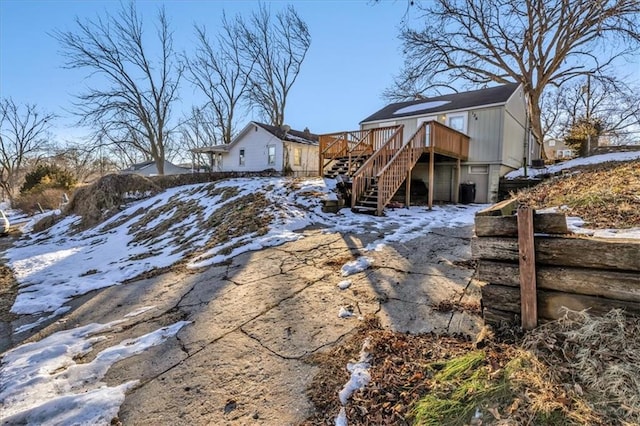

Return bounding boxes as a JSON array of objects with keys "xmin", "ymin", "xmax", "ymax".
[
  {"xmin": 54, "ymin": 2, "xmax": 182, "ymax": 175},
  {"xmin": 543, "ymin": 76, "xmax": 640, "ymax": 154},
  {"xmin": 0, "ymin": 99, "xmax": 55, "ymax": 201},
  {"xmin": 236, "ymin": 4, "xmax": 311, "ymax": 127},
  {"xmin": 185, "ymin": 17, "xmax": 253, "ymax": 145},
  {"xmin": 388, "ymin": 0, "xmax": 640, "ymax": 158},
  {"xmin": 179, "ymin": 107, "xmax": 221, "ymax": 150}
]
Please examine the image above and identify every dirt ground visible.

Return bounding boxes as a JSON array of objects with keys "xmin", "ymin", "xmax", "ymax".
[{"xmin": 0, "ymin": 224, "xmax": 482, "ymax": 425}]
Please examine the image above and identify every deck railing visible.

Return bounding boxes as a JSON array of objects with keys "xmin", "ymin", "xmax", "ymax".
[
  {"xmin": 351, "ymin": 126, "xmax": 404, "ymax": 209},
  {"xmin": 430, "ymin": 121, "xmax": 470, "ymax": 160},
  {"xmin": 320, "ymin": 121, "xmax": 469, "ymax": 214},
  {"xmin": 319, "ymin": 126, "xmax": 400, "ymax": 175}
]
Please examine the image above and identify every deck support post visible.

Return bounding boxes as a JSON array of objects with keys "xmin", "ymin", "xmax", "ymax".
[
  {"xmin": 453, "ymin": 158, "xmax": 461, "ymax": 203},
  {"xmin": 405, "ymin": 169, "xmax": 411, "ymax": 208},
  {"xmin": 428, "ymin": 146, "xmax": 435, "ymax": 210}
]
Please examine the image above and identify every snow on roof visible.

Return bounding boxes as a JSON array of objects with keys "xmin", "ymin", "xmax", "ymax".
[{"xmin": 393, "ymin": 100, "xmax": 451, "ymax": 115}]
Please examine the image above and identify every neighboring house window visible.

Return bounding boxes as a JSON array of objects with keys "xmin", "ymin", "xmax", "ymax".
[
  {"xmin": 268, "ymin": 145, "xmax": 276, "ymax": 165},
  {"xmin": 548, "ymin": 140, "xmax": 556, "ymax": 147},
  {"xmin": 293, "ymin": 147, "xmax": 302, "ymax": 166},
  {"xmin": 558, "ymin": 149, "xmax": 573, "ymax": 159},
  {"xmin": 239, "ymin": 149, "xmax": 245, "ymax": 166},
  {"xmin": 469, "ymin": 165, "xmax": 488, "ymax": 174}
]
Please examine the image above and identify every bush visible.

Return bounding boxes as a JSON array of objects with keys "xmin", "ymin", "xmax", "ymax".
[
  {"xmin": 21, "ymin": 164, "xmax": 77, "ymax": 194},
  {"xmin": 14, "ymin": 188, "xmax": 69, "ymax": 214}
]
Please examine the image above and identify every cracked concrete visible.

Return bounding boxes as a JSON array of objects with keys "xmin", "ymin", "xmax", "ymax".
[{"xmin": 1, "ymin": 225, "xmax": 482, "ymax": 425}]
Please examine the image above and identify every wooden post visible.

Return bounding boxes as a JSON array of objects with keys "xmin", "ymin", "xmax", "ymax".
[
  {"xmin": 453, "ymin": 159, "xmax": 461, "ymax": 204},
  {"xmin": 405, "ymin": 169, "xmax": 411, "ymax": 208},
  {"xmin": 517, "ymin": 205, "xmax": 537, "ymax": 330},
  {"xmin": 428, "ymin": 146, "xmax": 434, "ymax": 210}
]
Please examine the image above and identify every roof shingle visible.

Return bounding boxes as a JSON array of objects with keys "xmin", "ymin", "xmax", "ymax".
[{"xmin": 361, "ymin": 83, "xmax": 520, "ymax": 123}]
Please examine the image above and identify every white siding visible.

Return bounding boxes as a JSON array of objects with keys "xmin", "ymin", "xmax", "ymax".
[
  {"xmin": 283, "ymin": 142, "xmax": 319, "ymax": 177},
  {"xmin": 220, "ymin": 125, "xmax": 284, "ymax": 172}
]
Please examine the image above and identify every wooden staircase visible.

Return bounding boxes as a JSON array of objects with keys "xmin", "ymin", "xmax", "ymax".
[
  {"xmin": 319, "ymin": 122, "xmax": 470, "ymax": 215},
  {"xmin": 323, "ymin": 155, "xmax": 368, "ymax": 179}
]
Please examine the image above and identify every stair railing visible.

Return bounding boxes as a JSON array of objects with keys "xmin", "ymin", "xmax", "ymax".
[
  {"xmin": 319, "ymin": 126, "xmax": 401, "ymax": 176},
  {"xmin": 374, "ymin": 122, "xmax": 430, "ymax": 215},
  {"xmin": 351, "ymin": 125, "xmax": 404, "ymax": 209}
]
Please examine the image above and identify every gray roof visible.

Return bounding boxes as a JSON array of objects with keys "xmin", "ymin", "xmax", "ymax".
[
  {"xmin": 255, "ymin": 122, "xmax": 319, "ymax": 145},
  {"xmin": 361, "ymin": 83, "xmax": 520, "ymax": 123}
]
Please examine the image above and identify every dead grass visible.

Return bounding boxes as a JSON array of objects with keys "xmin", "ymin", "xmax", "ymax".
[
  {"xmin": 66, "ymin": 174, "xmax": 162, "ymax": 230},
  {"xmin": 13, "ymin": 188, "xmax": 68, "ymax": 214},
  {"xmin": 303, "ymin": 308, "xmax": 640, "ymax": 425},
  {"xmin": 524, "ymin": 308, "xmax": 640, "ymax": 425},
  {"xmin": 515, "ymin": 160, "xmax": 640, "ymax": 229}
]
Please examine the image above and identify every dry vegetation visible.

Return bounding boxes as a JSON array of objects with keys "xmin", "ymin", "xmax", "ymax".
[
  {"xmin": 305, "ymin": 310, "xmax": 640, "ymax": 425},
  {"xmin": 515, "ymin": 160, "xmax": 640, "ymax": 229},
  {"xmin": 65, "ymin": 174, "xmax": 162, "ymax": 230}
]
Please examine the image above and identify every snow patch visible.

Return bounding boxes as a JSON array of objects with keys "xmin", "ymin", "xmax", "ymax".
[
  {"xmin": 335, "ymin": 338, "xmax": 373, "ymax": 424},
  {"xmin": 341, "ymin": 257, "xmax": 373, "ymax": 277},
  {"xmin": 337, "ymin": 280, "xmax": 352, "ymax": 290},
  {"xmin": 393, "ymin": 100, "xmax": 451, "ymax": 115},
  {"xmin": 505, "ymin": 151, "xmax": 640, "ymax": 179},
  {"xmin": 1, "ymin": 318, "xmax": 190, "ymax": 424},
  {"xmin": 338, "ymin": 306, "xmax": 354, "ymax": 318}
]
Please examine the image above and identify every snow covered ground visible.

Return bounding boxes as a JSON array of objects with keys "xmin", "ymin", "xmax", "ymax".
[
  {"xmin": 0, "ymin": 176, "xmax": 485, "ymax": 425},
  {"xmin": 505, "ymin": 150, "xmax": 640, "ymax": 179},
  {"xmin": 3, "ymin": 177, "xmax": 483, "ymax": 318}
]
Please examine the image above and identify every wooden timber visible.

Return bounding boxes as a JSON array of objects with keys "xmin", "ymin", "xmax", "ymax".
[
  {"xmin": 474, "ymin": 213, "xmax": 569, "ymax": 237},
  {"xmin": 482, "ymin": 284, "xmax": 640, "ymax": 320},
  {"xmin": 475, "ymin": 202, "xmax": 640, "ymax": 328},
  {"xmin": 517, "ymin": 205, "xmax": 537, "ymax": 330},
  {"xmin": 471, "ymin": 236, "xmax": 640, "ymax": 271},
  {"xmin": 477, "ymin": 261, "xmax": 640, "ymax": 301}
]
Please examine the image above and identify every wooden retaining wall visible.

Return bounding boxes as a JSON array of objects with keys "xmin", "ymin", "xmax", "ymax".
[
  {"xmin": 497, "ymin": 177, "xmax": 543, "ymax": 201},
  {"xmin": 472, "ymin": 199, "xmax": 640, "ymax": 328}
]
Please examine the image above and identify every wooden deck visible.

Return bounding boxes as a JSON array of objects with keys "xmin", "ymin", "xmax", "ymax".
[{"xmin": 319, "ymin": 122, "xmax": 470, "ymax": 215}]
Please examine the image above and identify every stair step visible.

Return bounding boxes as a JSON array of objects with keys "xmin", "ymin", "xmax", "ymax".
[{"xmin": 351, "ymin": 205, "xmax": 378, "ymax": 215}]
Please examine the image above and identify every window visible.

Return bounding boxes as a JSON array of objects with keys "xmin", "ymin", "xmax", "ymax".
[
  {"xmin": 448, "ymin": 114, "xmax": 466, "ymax": 133},
  {"xmin": 469, "ymin": 165, "xmax": 488, "ymax": 174},
  {"xmin": 379, "ymin": 121, "xmax": 396, "ymax": 127},
  {"xmin": 417, "ymin": 116, "xmax": 437, "ymax": 146},
  {"xmin": 268, "ymin": 145, "xmax": 276, "ymax": 165},
  {"xmin": 239, "ymin": 149, "xmax": 245, "ymax": 166},
  {"xmin": 548, "ymin": 140, "xmax": 556, "ymax": 147},
  {"xmin": 293, "ymin": 147, "xmax": 302, "ymax": 166}
]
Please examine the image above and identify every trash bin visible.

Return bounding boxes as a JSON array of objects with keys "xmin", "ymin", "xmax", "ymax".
[{"xmin": 459, "ymin": 182, "xmax": 476, "ymax": 204}]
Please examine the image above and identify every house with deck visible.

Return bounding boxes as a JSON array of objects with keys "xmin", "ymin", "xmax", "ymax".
[
  {"xmin": 319, "ymin": 83, "xmax": 534, "ymax": 214},
  {"xmin": 193, "ymin": 121, "xmax": 319, "ymax": 177}
]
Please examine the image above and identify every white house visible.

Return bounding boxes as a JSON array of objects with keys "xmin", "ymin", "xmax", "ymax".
[
  {"xmin": 193, "ymin": 121, "xmax": 319, "ymax": 177},
  {"xmin": 120, "ymin": 160, "xmax": 192, "ymax": 176}
]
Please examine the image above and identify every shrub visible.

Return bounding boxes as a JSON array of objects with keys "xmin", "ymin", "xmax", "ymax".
[
  {"xmin": 20, "ymin": 164, "xmax": 77, "ymax": 194},
  {"xmin": 14, "ymin": 188, "xmax": 69, "ymax": 214}
]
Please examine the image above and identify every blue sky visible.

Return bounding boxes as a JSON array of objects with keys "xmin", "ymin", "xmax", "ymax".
[
  {"xmin": 0, "ymin": 0, "xmax": 413, "ymax": 142},
  {"xmin": 2, "ymin": 1, "xmax": 638, "ymax": 145}
]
